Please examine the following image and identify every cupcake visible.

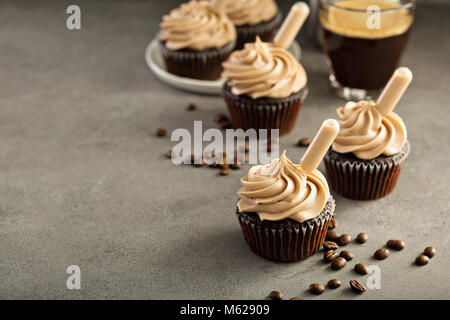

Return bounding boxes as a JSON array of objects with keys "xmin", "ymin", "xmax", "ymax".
[
  {"xmin": 236, "ymin": 120, "xmax": 339, "ymax": 262},
  {"xmin": 324, "ymin": 68, "xmax": 413, "ymax": 200},
  {"xmin": 221, "ymin": 3, "xmax": 310, "ymax": 136},
  {"xmin": 224, "ymin": 0, "xmax": 282, "ymax": 50},
  {"xmin": 159, "ymin": 0, "xmax": 237, "ymax": 80}
]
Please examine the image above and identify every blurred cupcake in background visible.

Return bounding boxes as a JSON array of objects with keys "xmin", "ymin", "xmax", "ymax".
[
  {"xmin": 159, "ymin": 0, "xmax": 236, "ymax": 80},
  {"xmin": 224, "ymin": 0, "xmax": 282, "ymax": 49}
]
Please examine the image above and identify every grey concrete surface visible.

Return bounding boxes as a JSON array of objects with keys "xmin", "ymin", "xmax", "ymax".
[{"xmin": 0, "ymin": 0, "xmax": 449, "ymax": 300}]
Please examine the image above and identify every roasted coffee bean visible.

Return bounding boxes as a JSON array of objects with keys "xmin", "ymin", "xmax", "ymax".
[
  {"xmin": 423, "ymin": 246, "xmax": 436, "ymax": 258},
  {"xmin": 186, "ymin": 103, "xmax": 197, "ymax": 111},
  {"xmin": 290, "ymin": 297, "xmax": 301, "ymax": 300},
  {"xmin": 415, "ymin": 255, "xmax": 429, "ymax": 266},
  {"xmin": 356, "ymin": 233, "xmax": 368, "ymax": 244},
  {"xmin": 331, "ymin": 257, "xmax": 347, "ymax": 270},
  {"xmin": 326, "ymin": 230, "xmax": 340, "ymax": 241},
  {"xmin": 297, "ymin": 137, "xmax": 311, "ymax": 147},
  {"xmin": 350, "ymin": 280, "xmax": 366, "ymax": 293},
  {"xmin": 324, "ymin": 250, "xmax": 339, "ymax": 262},
  {"xmin": 327, "ymin": 279, "xmax": 341, "ymax": 289},
  {"xmin": 214, "ymin": 113, "xmax": 228, "ymax": 123},
  {"xmin": 323, "ymin": 241, "xmax": 339, "ymax": 251},
  {"xmin": 220, "ymin": 165, "xmax": 231, "ymax": 176},
  {"xmin": 354, "ymin": 263, "xmax": 368, "ymax": 275},
  {"xmin": 329, "ymin": 219, "xmax": 338, "ymax": 229},
  {"xmin": 309, "ymin": 283, "xmax": 325, "ymax": 295},
  {"xmin": 269, "ymin": 290, "xmax": 283, "ymax": 300},
  {"xmin": 338, "ymin": 234, "xmax": 352, "ymax": 246},
  {"xmin": 374, "ymin": 248, "xmax": 390, "ymax": 260},
  {"xmin": 340, "ymin": 250, "xmax": 354, "ymax": 261},
  {"xmin": 156, "ymin": 128, "xmax": 167, "ymax": 137},
  {"xmin": 386, "ymin": 239, "xmax": 405, "ymax": 250}
]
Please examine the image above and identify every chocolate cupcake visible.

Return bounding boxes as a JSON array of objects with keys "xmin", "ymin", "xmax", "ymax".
[
  {"xmin": 236, "ymin": 120, "xmax": 340, "ymax": 262},
  {"xmin": 159, "ymin": 0, "xmax": 236, "ymax": 80},
  {"xmin": 324, "ymin": 100, "xmax": 410, "ymax": 200},
  {"xmin": 221, "ymin": 37, "xmax": 308, "ymax": 136},
  {"xmin": 225, "ymin": 0, "xmax": 282, "ymax": 50}
]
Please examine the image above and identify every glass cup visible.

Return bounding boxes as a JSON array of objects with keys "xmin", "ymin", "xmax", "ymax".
[{"xmin": 319, "ymin": 0, "xmax": 415, "ymax": 100}]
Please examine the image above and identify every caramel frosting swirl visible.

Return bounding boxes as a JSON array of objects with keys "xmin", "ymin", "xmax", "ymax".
[
  {"xmin": 332, "ymin": 100, "xmax": 407, "ymax": 160},
  {"xmin": 225, "ymin": 0, "xmax": 278, "ymax": 26},
  {"xmin": 237, "ymin": 152, "xmax": 329, "ymax": 223},
  {"xmin": 159, "ymin": 0, "xmax": 236, "ymax": 51},
  {"xmin": 222, "ymin": 37, "xmax": 306, "ymax": 99}
]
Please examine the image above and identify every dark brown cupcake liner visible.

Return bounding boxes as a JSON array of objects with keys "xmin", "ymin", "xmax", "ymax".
[
  {"xmin": 223, "ymin": 83, "xmax": 308, "ymax": 137},
  {"xmin": 236, "ymin": 196, "xmax": 335, "ymax": 262},
  {"xmin": 159, "ymin": 39, "xmax": 236, "ymax": 80},
  {"xmin": 324, "ymin": 141, "xmax": 411, "ymax": 200},
  {"xmin": 235, "ymin": 11, "xmax": 283, "ymax": 50}
]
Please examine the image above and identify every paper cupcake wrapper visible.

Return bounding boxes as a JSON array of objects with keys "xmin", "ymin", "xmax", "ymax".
[
  {"xmin": 236, "ymin": 197, "xmax": 335, "ymax": 262},
  {"xmin": 223, "ymin": 84, "xmax": 308, "ymax": 136},
  {"xmin": 235, "ymin": 12, "xmax": 283, "ymax": 50},
  {"xmin": 159, "ymin": 40, "xmax": 236, "ymax": 80},
  {"xmin": 324, "ymin": 141, "xmax": 410, "ymax": 200}
]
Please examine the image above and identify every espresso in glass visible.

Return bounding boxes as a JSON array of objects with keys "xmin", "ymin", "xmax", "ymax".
[{"xmin": 319, "ymin": 0, "xmax": 415, "ymax": 99}]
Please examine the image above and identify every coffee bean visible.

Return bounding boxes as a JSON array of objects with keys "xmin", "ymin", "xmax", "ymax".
[
  {"xmin": 323, "ymin": 241, "xmax": 339, "ymax": 251},
  {"xmin": 386, "ymin": 239, "xmax": 405, "ymax": 250},
  {"xmin": 324, "ymin": 250, "xmax": 339, "ymax": 262},
  {"xmin": 326, "ymin": 230, "xmax": 340, "ymax": 241},
  {"xmin": 220, "ymin": 165, "xmax": 231, "ymax": 176},
  {"xmin": 374, "ymin": 248, "xmax": 390, "ymax": 260},
  {"xmin": 186, "ymin": 103, "xmax": 197, "ymax": 111},
  {"xmin": 354, "ymin": 263, "xmax": 368, "ymax": 275},
  {"xmin": 269, "ymin": 290, "xmax": 283, "ymax": 300},
  {"xmin": 423, "ymin": 246, "xmax": 435, "ymax": 258},
  {"xmin": 415, "ymin": 255, "xmax": 429, "ymax": 266},
  {"xmin": 356, "ymin": 233, "xmax": 368, "ymax": 244},
  {"xmin": 340, "ymin": 250, "xmax": 354, "ymax": 261},
  {"xmin": 327, "ymin": 279, "xmax": 341, "ymax": 289},
  {"xmin": 165, "ymin": 149, "xmax": 172, "ymax": 159},
  {"xmin": 214, "ymin": 113, "xmax": 228, "ymax": 123},
  {"xmin": 331, "ymin": 257, "xmax": 347, "ymax": 270},
  {"xmin": 290, "ymin": 297, "xmax": 301, "ymax": 300},
  {"xmin": 297, "ymin": 137, "xmax": 311, "ymax": 147},
  {"xmin": 338, "ymin": 234, "xmax": 352, "ymax": 246},
  {"xmin": 329, "ymin": 219, "xmax": 338, "ymax": 229},
  {"xmin": 309, "ymin": 283, "xmax": 325, "ymax": 295},
  {"xmin": 156, "ymin": 128, "xmax": 166, "ymax": 137},
  {"xmin": 350, "ymin": 280, "xmax": 366, "ymax": 293}
]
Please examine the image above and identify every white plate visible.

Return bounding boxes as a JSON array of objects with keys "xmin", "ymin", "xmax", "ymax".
[{"xmin": 145, "ymin": 38, "xmax": 302, "ymax": 95}]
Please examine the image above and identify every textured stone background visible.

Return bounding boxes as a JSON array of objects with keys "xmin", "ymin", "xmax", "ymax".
[{"xmin": 0, "ymin": 0, "xmax": 449, "ymax": 299}]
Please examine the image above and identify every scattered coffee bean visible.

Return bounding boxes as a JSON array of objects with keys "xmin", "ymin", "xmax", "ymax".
[
  {"xmin": 338, "ymin": 234, "xmax": 352, "ymax": 246},
  {"xmin": 297, "ymin": 137, "xmax": 311, "ymax": 147},
  {"xmin": 156, "ymin": 128, "xmax": 166, "ymax": 137},
  {"xmin": 356, "ymin": 233, "xmax": 368, "ymax": 244},
  {"xmin": 290, "ymin": 297, "xmax": 301, "ymax": 300},
  {"xmin": 415, "ymin": 255, "xmax": 429, "ymax": 266},
  {"xmin": 165, "ymin": 149, "xmax": 172, "ymax": 159},
  {"xmin": 340, "ymin": 250, "xmax": 354, "ymax": 261},
  {"xmin": 350, "ymin": 280, "xmax": 366, "ymax": 294},
  {"xmin": 186, "ymin": 103, "xmax": 197, "ymax": 111},
  {"xmin": 220, "ymin": 165, "xmax": 231, "ymax": 176},
  {"xmin": 374, "ymin": 248, "xmax": 390, "ymax": 260},
  {"xmin": 329, "ymin": 219, "xmax": 338, "ymax": 229},
  {"xmin": 309, "ymin": 283, "xmax": 325, "ymax": 295},
  {"xmin": 323, "ymin": 241, "xmax": 339, "ymax": 251},
  {"xmin": 214, "ymin": 113, "xmax": 228, "ymax": 123},
  {"xmin": 423, "ymin": 246, "xmax": 435, "ymax": 258},
  {"xmin": 386, "ymin": 239, "xmax": 405, "ymax": 251},
  {"xmin": 326, "ymin": 230, "xmax": 340, "ymax": 241},
  {"xmin": 327, "ymin": 279, "xmax": 341, "ymax": 289},
  {"xmin": 269, "ymin": 290, "xmax": 283, "ymax": 300},
  {"xmin": 331, "ymin": 257, "xmax": 347, "ymax": 270},
  {"xmin": 354, "ymin": 263, "xmax": 368, "ymax": 275},
  {"xmin": 324, "ymin": 250, "xmax": 339, "ymax": 262}
]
